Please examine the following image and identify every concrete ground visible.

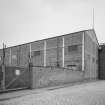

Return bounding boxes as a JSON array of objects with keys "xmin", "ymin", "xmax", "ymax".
[
  {"xmin": 0, "ymin": 80, "xmax": 105, "ymax": 105},
  {"xmin": 0, "ymin": 79, "xmax": 95, "ymax": 100}
]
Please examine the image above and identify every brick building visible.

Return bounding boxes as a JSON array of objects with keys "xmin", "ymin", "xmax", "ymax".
[{"xmin": 0, "ymin": 29, "xmax": 99, "ymax": 90}]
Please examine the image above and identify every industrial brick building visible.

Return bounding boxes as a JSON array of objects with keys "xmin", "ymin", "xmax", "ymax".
[
  {"xmin": 98, "ymin": 44, "xmax": 105, "ymax": 79},
  {"xmin": 0, "ymin": 29, "xmax": 99, "ymax": 90}
]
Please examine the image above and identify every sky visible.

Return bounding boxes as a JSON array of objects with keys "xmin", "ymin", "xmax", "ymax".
[{"xmin": 0, "ymin": 0, "xmax": 105, "ymax": 48}]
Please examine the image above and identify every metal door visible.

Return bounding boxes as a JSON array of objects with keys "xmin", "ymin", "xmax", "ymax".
[{"xmin": 5, "ymin": 66, "xmax": 31, "ymax": 90}]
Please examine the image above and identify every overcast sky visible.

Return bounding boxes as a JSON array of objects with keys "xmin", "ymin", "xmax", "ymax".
[{"xmin": 0, "ymin": 0, "xmax": 105, "ymax": 48}]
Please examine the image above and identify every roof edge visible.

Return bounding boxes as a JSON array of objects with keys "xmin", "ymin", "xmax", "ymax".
[{"xmin": 0, "ymin": 28, "xmax": 95, "ymax": 50}]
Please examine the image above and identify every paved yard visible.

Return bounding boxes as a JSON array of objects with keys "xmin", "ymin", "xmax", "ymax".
[{"xmin": 0, "ymin": 80, "xmax": 105, "ymax": 105}]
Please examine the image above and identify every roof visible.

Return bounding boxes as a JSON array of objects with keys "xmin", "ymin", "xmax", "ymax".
[{"xmin": 0, "ymin": 28, "xmax": 99, "ymax": 50}]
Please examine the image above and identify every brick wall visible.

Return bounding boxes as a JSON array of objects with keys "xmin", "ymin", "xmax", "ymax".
[
  {"xmin": 46, "ymin": 37, "xmax": 62, "ymax": 67},
  {"xmin": 64, "ymin": 32, "xmax": 82, "ymax": 70},
  {"xmin": 32, "ymin": 67, "xmax": 84, "ymax": 88},
  {"xmin": 84, "ymin": 31, "xmax": 98, "ymax": 79},
  {"xmin": 0, "ymin": 32, "xmax": 83, "ymax": 70},
  {"xmin": 99, "ymin": 45, "xmax": 105, "ymax": 79}
]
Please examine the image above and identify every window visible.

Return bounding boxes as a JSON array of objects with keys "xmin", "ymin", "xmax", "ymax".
[
  {"xmin": 32, "ymin": 51, "xmax": 41, "ymax": 57},
  {"xmin": 68, "ymin": 45, "xmax": 78, "ymax": 52},
  {"xmin": 0, "ymin": 56, "xmax": 2, "ymax": 61},
  {"xmin": 67, "ymin": 65, "xmax": 77, "ymax": 70},
  {"xmin": 12, "ymin": 55, "xmax": 17, "ymax": 59},
  {"xmin": 15, "ymin": 69, "xmax": 20, "ymax": 76}
]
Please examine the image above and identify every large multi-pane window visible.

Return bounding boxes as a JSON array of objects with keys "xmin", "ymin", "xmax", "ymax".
[
  {"xmin": 68, "ymin": 45, "xmax": 78, "ymax": 52},
  {"xmin": 32, "ymin": 51, "xmax": 41, "ymax": 57}
]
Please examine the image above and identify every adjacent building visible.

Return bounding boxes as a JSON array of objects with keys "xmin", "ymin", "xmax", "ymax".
[{"xmin": 98, "ymin": 44, "xmax": 105, "ymax": 79}]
